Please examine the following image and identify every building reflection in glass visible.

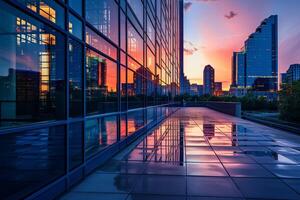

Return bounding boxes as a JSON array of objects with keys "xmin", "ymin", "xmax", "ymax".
[
  {"xmin": 0, "ymin": 5, "xmax": 65, "ymax": 126},
  {"xmin": 86, "ymin": 49, "xmax": 117, "ymax": 114},
  {"xmin": 203, "ymin": 124, "xmax": 215, "ymax": 140},
  {"xmin": 85, "ymin": 115, "xmax": 117, "ymax": 158}
]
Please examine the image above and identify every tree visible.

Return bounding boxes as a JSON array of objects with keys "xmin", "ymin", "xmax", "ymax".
[{"xmin": 279, "ymin": 81, "xmax": 300, "ymax": 122}]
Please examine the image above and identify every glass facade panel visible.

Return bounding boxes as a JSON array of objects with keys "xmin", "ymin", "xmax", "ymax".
[
  {"xmin": 127, "ymin": 110, "xmax": 144, "ymax": 135},
  {"xmin": 69, "ymin": 0, "xmax": 82, "ymax": 15},
  {"xmin": 18, "ymin": 0, "xmax": 65, "ymax": 28},
  {"xmin": 86, "ymin": 49, "xmax": 117, "ymax": 114},
  {"xmin": 86, "ymin": 0, "xmax": 119, "ymax": 44},
  {"xmin": 147, "ymin": 16, "xmax": 155, "ymax": 44},
  {"xmin": 86, "ymin": 27, "xmax": 117, "ymax": 60},
  {"xmin": 127, "ymin": 0, "xmax": 144, "ymax": 26},
  {"xmin": 128, "ymin": 68, "xmax": 144, "ymax": 109},
  {"xmin": 85, "ymin": 115, "xmax": 118, "ymax": 158},
  {"xmin": 69, "ymin": 122, "xmax": 83, "ymax": 170},
  {"xmin": 147, "ymin": 47, "xmax": 155, "ymax": 74},
  {"xmin": 0, "ymin": 2, "xmax": 65, "ymax": 128},
  {"xmin": 0, "ymin": 125, "xmax": 65, "ymax": 199},
  {"xmin": 121, "ymin": 66, "xmax": 127, "ymax": 111},
  {"xmin": 69, "ymin": 39, "xmax": 83, "ymax": 117},
  {"xmin": 69, "ymin": 14, "xmax": 82, "ymax": 39},
  {"xmin": 120, "ymin": 114, "xmax": 127, "ymax": 139},
  {"xmin": 120, "ymin": 12, "xmax": 126, "ymax": 51},
  {"xmin": 0, "ymin": 0, "xmax": 181, "ymax": 198},
  {"xmin": 128, "ymin": 22, "xmax": 143, "ymax": 64}
]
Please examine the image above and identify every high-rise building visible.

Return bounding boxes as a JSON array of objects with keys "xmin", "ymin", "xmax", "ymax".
[
  {"xmin": 203, "ymin": 65, "xmax": 215, "ymax": 95},
  {"xmin": 0, "ymin": 1, "xmax": 181, "ymax": 199},
  {"xmin": 232, "ymin": 15, "xmax": 278, "ymax": 92},
  {"xmin": 214, "ymin": 82, "xmax": 223, "ymax": 96},
  {"xmin": 190, "ymin": 84, "xmax": 203, "ymax": 96},
  {"xmin": 231, "ymin": 52, "xmax": 237, "ymax": 87},
  {"xmin": 179, "ymin": 0, "xmax": 185, "ymax": 94},
  {"xmin": 286, "ymin": 64, "xmax": 300, "ymax": 84}
]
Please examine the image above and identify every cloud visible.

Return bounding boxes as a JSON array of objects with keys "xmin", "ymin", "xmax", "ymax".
[
  {"xmin": 184, "ymin": 2, "xmax": 192, "ymax": 11},
  {"xmin": 184, "ymin": 40, "xmax": 199, "ymax": 55},
  {"xmin": 225, "ymin": 11, "xmax": 238, "ymax": 19},
  {"xmin": 184, "ymin": 0, "xmax": 217, "ymax": 11}
]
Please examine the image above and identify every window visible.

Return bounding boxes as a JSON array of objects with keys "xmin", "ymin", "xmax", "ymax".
[
  {"xmin": 69, "ymin": 0, "xmax": 82, "ymax": 15},
  {"xmin": 0, "ymin": 125, "xmax": 66, "ymax": 199},
  {"xmin": 121, "ymin": 66, "xmax": 127, "ymax": 111},
  {"xmin": 128, "ymin": 22, "xmax": 144, "ymax": 64},
  {"xmin": 69, "ymin": 14, "xmax": 82, "ymax": 39},
  {"xmin": 85, "ymin": 115, "xmax": 118, "ymax": 158},
  {"xmin": 127, "ymin": 0, "xmax": 143, "ymax": 26},
  {"xmin": 0, "ymin": 2, "xmax": 65, "ymax": 128},
  {"xmin": 86, "ymin": 49, "xmax": 117, "ymax": 114},
  {"xmin": 120, "ymin": 11, "xmax": 127, "ymax": 51},
  {"xmin": 147, "ymin": 16, "xmax": 155, "ymax": 43},
  {"xmin": 128, "ymin": 68, "xmax": 144, "ymax": 109},
  {"xmin": 86, "ymin": 27, "xmax": 117, "ymax": 60},
  {"xmin": 86, "ymin": 0, "xmax": 119, "ymax": 44},
  {"xmin": 69, "ymin": 122, "xmax": 83, "ymax": 170},
  {"xmin": 69, "ymin": 39, "xmax": 83, "ymax": 117},
  {"xmin": 127, "ymin": 110, "xmax": 144, "ymax": 135},
  {"xmin": 147, "ymin": 47, "xmax": 155, "ymax": 74},
  {"xmin": 120, "ymin": 114, "xmax": 127, "ymax": 139},
  {"xmin": 18, "ymin": 0, "xmax": 65, "ymax": 28}
]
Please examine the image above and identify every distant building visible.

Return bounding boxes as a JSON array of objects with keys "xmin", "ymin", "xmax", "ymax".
[
  {"xmin": 286, "ymin": 64, "xmax": 300, "ymax": 84},
  {"xmin": 214, "ymin": 82, "xmax": 223, "ymax": 96},
  {"xmin": 231, "ymin": 52, "xmax": 237, "ymax": 87},
  {"xmin": 232, "ymin": 15, "xmax": 278, "ymax": 93},
  {"xmin": 181, "ymin": 75, "xmax": 191, "ymax": 95},
  {"xmin": 203, "ymin": 65, "xmax": 215, "ymax": 95},
  {"xmin": 190, "ymin": 84, "xmax": 203, "ymax": 96},
  {"xmin": 280, "ymin": 73, "xmax": 287, "ymax": 89}
]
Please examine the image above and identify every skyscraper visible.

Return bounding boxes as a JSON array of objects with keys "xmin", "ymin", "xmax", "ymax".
[
  {"xmin": 286, "ymin": 64, "xmax": 300, "ymax": 84},
  {"xmin": 232, "ymin": 15, "xmax": 278, "ymax": 92},
  {"xmin": 203, "ymin": 65, "xmax": 215, "ymax": 95},
  {"xmin": 231, "ymin": 52, "xmax": 237, "ymax": 87}
]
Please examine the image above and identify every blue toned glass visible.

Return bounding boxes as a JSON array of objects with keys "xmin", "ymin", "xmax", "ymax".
[
  {"xmin": 0, "ymin": 1, "xmax": 65, "ymax": 128},
  {"xmin": 86, "ymin": 0, "xmax": 119, "ymax": 44},
  {"xmin": 69, "ymin": 39, "xmax": 83, "ymax": 117},
  {"xmin": 69, "ymin": 122, "xmax": 83, "ymax": 170},
  {"xmin": 69, "ymin": 14, "xmax": 83, "ymax": 39},
  {"xmin": 69, "ymin": 0, "xmax": 82, "ymax": 15},
  {"xmin": 85, "ymin": 115, "xmax": 118, "ymax": 158}
]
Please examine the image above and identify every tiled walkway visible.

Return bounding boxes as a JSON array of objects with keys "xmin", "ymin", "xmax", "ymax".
[{"xmin": 61, "ymin": 108, "xmax": 300, "ymax": 200}]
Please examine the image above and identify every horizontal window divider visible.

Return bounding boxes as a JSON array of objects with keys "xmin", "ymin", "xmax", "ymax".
[{"xmin": 85, "ymin": 22, "xmax": 119, "ymax": 48}]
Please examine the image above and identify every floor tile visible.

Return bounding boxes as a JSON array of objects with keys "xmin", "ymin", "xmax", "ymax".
[
  {"xmin": 263, "ymin": 164, "xmax": 300, "ymax": 178},
  {"xmin": 187, "ymin": 163, "xmax": 228, "ymax": 176},
  {"xmin": 233, "ymin": 177, "xmax": 300, "ymax": 199},
  {"xmin": 187, "ymin": 177, "xmax": 242, "ymax": 197},
  {"xmin": 61, "ymin": 192, "xmax": 127, "ymax": 200},
  {"xmin": 132, "ymin": 175, "xmax": 186, "ymax": 195},
  {"xmin": 224, "ymin": 163, "xmax": 274, "ymax": 177},
  {"xmin": 72, "ymin": 173, "xmax": 138, "ymax": 193}
]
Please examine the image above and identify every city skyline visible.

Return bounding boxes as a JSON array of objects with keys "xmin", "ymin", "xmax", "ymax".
[{"xmin": 184, "ymin": 0, "xmax": 300, "ymax": 90}]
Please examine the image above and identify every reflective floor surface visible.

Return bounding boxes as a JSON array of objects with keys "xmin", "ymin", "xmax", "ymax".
[{"xmin": 61, "ymin": 107, "xmax": 300, "ymax": 200}]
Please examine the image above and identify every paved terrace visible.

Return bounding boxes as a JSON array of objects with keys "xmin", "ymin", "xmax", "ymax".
[{"xmin": 61, "ymin": 107, "xmax": 300, "ymax": 200}]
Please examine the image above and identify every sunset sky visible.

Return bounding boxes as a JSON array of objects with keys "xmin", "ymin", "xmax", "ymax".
[{"xmin": 184, "ymin": 0, "xmax": 300, "ymax": 90}]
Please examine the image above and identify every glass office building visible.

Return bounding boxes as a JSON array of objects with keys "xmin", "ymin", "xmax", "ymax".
[
  {"xmin": 203, "ymin": 65, "xmax": 215, "ymax": 95},
  {"xmin": 0, "ymin": 0, "xmax": 181, "ymax": 199},
  {"xmin": 232, "ymin": 15, "xmax": 278, "ymax": 92}
]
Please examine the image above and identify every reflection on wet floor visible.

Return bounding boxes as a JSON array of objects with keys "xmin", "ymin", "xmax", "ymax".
[{"xmin": 61, "ymin": 108, "xmax": 300, "ymax": 200}]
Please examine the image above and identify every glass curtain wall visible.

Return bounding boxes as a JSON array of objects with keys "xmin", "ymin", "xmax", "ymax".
[{"xmin": 0, "ymin": 0, "xmax": 181, "ymax": 199}]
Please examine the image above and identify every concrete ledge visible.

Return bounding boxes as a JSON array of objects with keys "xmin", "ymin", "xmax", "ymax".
[
  {"xmin": 183, "ymin": 101, "xmax": 241, "ymax": 117},
  {"xmin": 242, "ymin": 113, "xmax": 300, "ymax": 134}
]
